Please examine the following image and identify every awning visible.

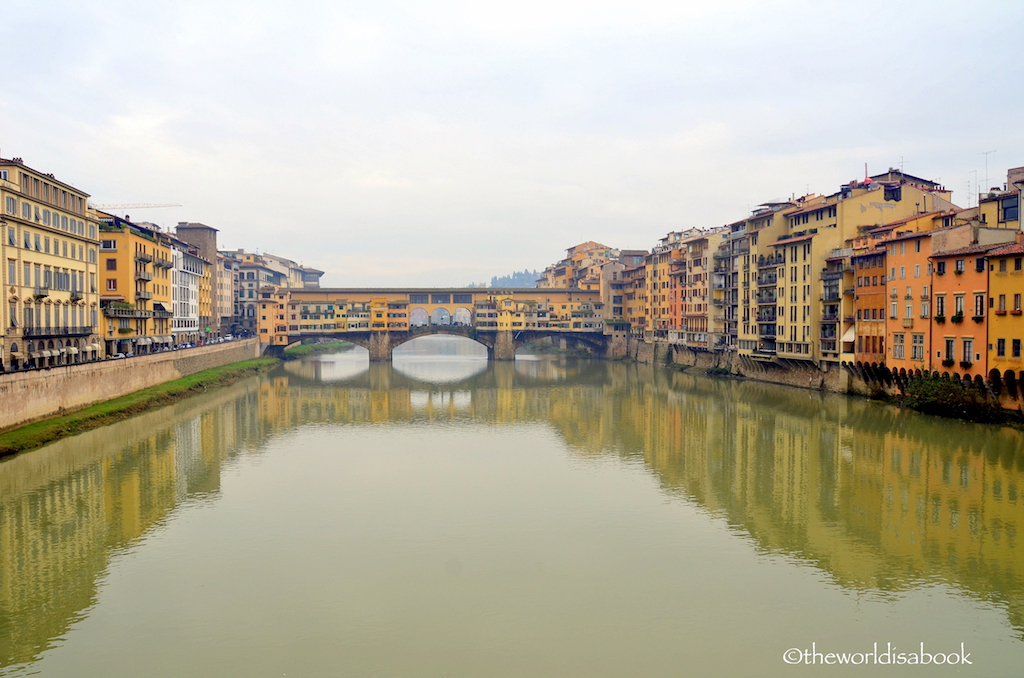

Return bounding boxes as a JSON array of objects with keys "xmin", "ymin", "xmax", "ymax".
[
  {"xmin": 138, "ymin": 337, "xmax": 151, "ymax": 345},
  {"xmin": 67, "ymin": 347, "xmax": 79, "ymax": 355},
  {"xmin": 40, "ymin": 350, "xmax": 52, "ymax": 357},
  {"xmin": 841, "ymin": 326, "xmax": 856, "ymax": 342},
  {"xmin": 153, "ymin": 302, "xmax": 167, "ymax": 311}
]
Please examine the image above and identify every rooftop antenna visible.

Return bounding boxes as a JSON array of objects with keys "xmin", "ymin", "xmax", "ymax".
[
  {"xmin": 980, "ymin": 150, "xmax": 996, "ymax": 191},
  {"xmin": 970, "ymin": 170, "xmax": 979, "ymax": 207}
]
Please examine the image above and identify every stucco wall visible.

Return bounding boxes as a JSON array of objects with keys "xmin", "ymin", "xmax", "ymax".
[{"xmin": 0, "ymin": 339, "xmax": 259, "ymax": 431}]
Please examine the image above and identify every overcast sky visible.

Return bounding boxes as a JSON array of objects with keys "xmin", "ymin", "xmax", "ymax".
[{"xmin": 3, "ymin": 0, "xmax": 1022, "ymax": 286}]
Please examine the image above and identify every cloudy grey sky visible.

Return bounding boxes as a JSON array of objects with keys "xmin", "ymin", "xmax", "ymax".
[{"xmin": 3, "ymin": 0, "xmax": 1022, "ymax": 286}]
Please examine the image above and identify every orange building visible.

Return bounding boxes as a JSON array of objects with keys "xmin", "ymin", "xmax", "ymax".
[
  {"xmin": 883, "ymin": 230, "xmax": 937, "ymax": 374},
  {"xmin": 929, "ymin": 244, "xmax": 1002, "ymax": 378},
  {"xmin": 851, "ymin": 247, "xmax": 887, "ymax": 363}
]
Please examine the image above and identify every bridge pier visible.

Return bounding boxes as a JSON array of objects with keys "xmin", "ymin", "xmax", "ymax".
[
  {"xmin": 368, "ymin": 332, "xmax": 394, "ymax": 362},
  {"xmin": 489, "ymin": 330, "xmax": 516, "ymax": 361}
]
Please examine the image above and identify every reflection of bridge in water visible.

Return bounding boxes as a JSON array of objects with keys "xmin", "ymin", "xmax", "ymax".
[
  {"xmin": 257, "ymin": 287, "xmax": 615, "ymax": 360},
  {"xmin": 1, "ymin": 360, "xmax": 1023, "ymax": 672}
]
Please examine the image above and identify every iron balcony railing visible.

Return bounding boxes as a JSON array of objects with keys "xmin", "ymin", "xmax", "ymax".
[{"xmin": 23, "ymin": 326, "xmax": 93, "ymax": 337}]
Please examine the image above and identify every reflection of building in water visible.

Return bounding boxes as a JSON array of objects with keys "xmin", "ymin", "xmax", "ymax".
[
  {"xmin": 0, "ymin": 381, "xmax": 263, "ymax": 669},
  {"xmin": 1, "ymin": 360, "xmax": 1022, "ymax": 672}
]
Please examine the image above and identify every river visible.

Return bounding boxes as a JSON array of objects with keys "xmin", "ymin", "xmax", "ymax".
[{"xmin": 1, "ymin": 335, "xmax": 1022, "ymax": 677}]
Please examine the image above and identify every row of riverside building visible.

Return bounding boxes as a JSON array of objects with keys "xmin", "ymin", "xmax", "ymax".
[
  {"xmin": 0, "ymin": 154, "xmax": 323, "ymax": 372},
  {"xmin": 537, "ymin": 166, "xmax": 1024, "ymax": 384}
]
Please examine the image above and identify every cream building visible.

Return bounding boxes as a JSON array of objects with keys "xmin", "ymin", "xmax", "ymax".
[{"xmin": 1, "ymin": 156, "xmax": 102, "ymax": 370}]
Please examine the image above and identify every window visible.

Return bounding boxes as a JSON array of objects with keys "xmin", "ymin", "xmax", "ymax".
[
  {"xmin": 954, "ymin": 295, "xmax": 964, "ymax": 315},
  {"xmin": 963, "ymin": 339, "xmax": 974, "ymax": 364},
  {"xmin": 1016, "ymin": 294, "xmax": 1022, "ymax": 311},
  {"xmin": 1016, "ymin": 258, "xmax": 1023, "ymax": 271},
  {"xmin": 893, "ymin": 333, "xmax": 905, "ymax": 359},
  {"xmin": 920, "ymin": 301, "xmax": 929, "ymax": 318},
  {"xmin": 1002, "ymin": 195, "xmax": 1019, "ymax": 222},
  {"xmin": 22, "ymin": 202, "xmax": 30, "ymax": 219},
  {"xmin": 1014, "ymin": 339, "xmax": 1022, "ymax": 359},
  {"xmin": 7, "ymin": 260, "xmax": 15, "ymax": 285},
  {"xmin": 4, "ymin": 196, "xmax": 15, "ymax": 215},
  {"xmin": 974, "ymin": 294, "xmax": 985, "ymax": 317},
  {"xmin": 945, "ymin": 338, "xmax": 955, "ymax": 361},
  {"xmin": 34, "ymin": 234, "xmax": 41, "ymax": 251},
  {"xmin": 1000, "ymin": 259, "xmax": 1008, "ymax": 273},
  {"xmin": 911, "ymin": 334, "xmax": 924, "ymax": 360},
  {"xmin": 7, "ymin": 227, "xmax": 15, "ymax": 246},
  {"xmin": 936, "ymin": 261, "xmax": 946, "ymax": 275},
  {"xmin": 106, "ymin": 279, "xmax": 117, "ymax": 291},
  {"xmin": 890, "ymin": 302, "xmax": 897, "ymax": 319},
  {"xmin": 955, "ymin": 259, "xmax": 965, "ymax": 273},
  {"xmin": 106, "ymin": 258, "xmax": 117, "ymax": 271},
  {"xmin": 997, "ymin": 338, "xmax": 1006, "ymax": 357},
  {"xmin": 914, "ymin": 264, "xmax": 920, "ymax": 278},
  {"xmin": 900, "ymin": 266, "xmax": 905, "ymax": 279},
  {"xmin": 976, "ymin": 258, "xmax": 986, "ymax": 273},
  {"xmin": 998, "ymin": 294, "xmax": 1006, "ymax": 311}
]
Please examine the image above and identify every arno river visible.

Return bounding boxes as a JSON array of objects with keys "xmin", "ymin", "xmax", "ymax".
[{"xmin": 1, "ymin": 336, "xmax": 1023, "ymax": 677}]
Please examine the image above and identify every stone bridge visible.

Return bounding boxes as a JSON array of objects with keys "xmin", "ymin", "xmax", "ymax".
[
  {"xmin": 256, "ymin": 287, "xmax": 616, "ymax": 361},
  {"xmin": 266, "ymin": 325, "xmax": 610, "ymax": 361}
]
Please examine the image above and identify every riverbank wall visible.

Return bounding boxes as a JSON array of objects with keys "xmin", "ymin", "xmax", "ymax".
[
  {"xmin": 624, "ymin": 337, "xmax": 1024, "ymax": 414},
  {"xmin": 625, "ymin": 337, "xmax": 848, "ymax": 393},
  {"xmin": 0, "ymin": 339, "xmax": 260, "ymax": 431}
]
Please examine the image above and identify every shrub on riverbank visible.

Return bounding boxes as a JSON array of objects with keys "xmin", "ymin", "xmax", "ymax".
[
  {"xmin": 0, "ymin": 358, "xmax": 278, "ymax": 457},
  {"xmin": 899, "ymin": 374, "xmax": 1006, "ymax": 424}
]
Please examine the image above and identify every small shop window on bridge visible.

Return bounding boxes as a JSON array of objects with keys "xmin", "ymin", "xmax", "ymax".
[
  {"xmin": 432, "ymin": 294, "xmax": 450, "ymax": 304},
  {"xmin": 453, "ymin": 293, "xmax": 472, "ymax": 304},
  {"xmin": 409, "ymin": 294, "xmax": 428, "ymax": 304}
]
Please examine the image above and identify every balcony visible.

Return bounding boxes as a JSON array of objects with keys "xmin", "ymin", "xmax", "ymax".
[
  {"xmin": 136, "ymin": 290, "xmax": 153, "ymax": 300},
  {"xmin": 23, "ymin": 326, "xmax": 93, "ymax": 337},
  {"xmin": 154, "ymin": 258, "xmax": 173, "ymax": 269},
  {"xmin": 135, "ymin": 271, "xmax": 153, "ymax": 281},
  {"xmin": 844, "ymin": 287, "xmax": 855, "ymax": 295},
  {"xmin": 757, "ymin": 276, "xmax": 777, "ymax": 287},
  {"xmin": 821, "ymin": 271, "xmax": 843, "ymax": 281},
  {"xmin": 823, "ymin": 292, "xmax": 841, "ymax": 301},
  {"xmin": 711, "ymin": 298, "xmax": 726, "ymax": 306},
  {"xmin": 756, "ymin": 294, "xmax": 777, "ymax": 305},
  {"xmin": 902, "ymin": 318, "xmax": 914, "ymax": 328},
  {"xmin": 135, "ymin": 252, "xmax": 153, "ymax": 263},
  {"xmin": 757, "ymin": 256, "xmax": 784, "ymax": 268},
  {"xmin": 33, "ymin": 286, "xmax": 50, "ymax": 299},
  {"xmin": 821, "ymin": 314, "xmax": 839, "ymax": 323},
  {"xmin": 154, "ymin": 310, "xmax": 173, "ymax": 319},
  {"xmin": 70, "ymin": 289, "xmax": 83, "ymax": 301},
  {"xmin": 104, "ymin": 307, "xmax": 153, "ymax": 318}
]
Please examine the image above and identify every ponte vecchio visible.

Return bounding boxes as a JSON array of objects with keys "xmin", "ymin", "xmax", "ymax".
[{"xmin": 256, "ymin": 287, "xmax": 616, "ymax": 360}]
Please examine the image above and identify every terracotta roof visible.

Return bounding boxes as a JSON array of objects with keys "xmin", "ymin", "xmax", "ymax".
[
  {"xmin": 930, "ymin": 243, "xmax": 1006, "ymax": 258},
  {"xmin": 987, "ymin": 242, "xmax": 1024, "ymax": 256},
  {"xmin": 882, "ymin": 211, "xmax": 943, "ymax": 228}
]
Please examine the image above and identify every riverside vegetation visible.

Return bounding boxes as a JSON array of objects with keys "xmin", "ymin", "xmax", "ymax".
[{"xmin": 0, "ymin": 358, "xmax": 278, "ymax": 457}]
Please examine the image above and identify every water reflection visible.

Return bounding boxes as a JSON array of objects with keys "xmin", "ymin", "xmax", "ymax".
[{"xmin": 1, "ymin": 352, "xmax": 1022, "ymax": 675}]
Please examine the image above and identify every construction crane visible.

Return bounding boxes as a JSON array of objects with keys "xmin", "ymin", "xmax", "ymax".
[{"xmin": 91, "ymin": 203, "xmax": 181, "ymax": 210}]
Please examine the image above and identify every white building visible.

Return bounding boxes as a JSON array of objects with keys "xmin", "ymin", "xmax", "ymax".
[{"xmin": 171, "ymin": 244, "xmax": 204, "ymax": 344}]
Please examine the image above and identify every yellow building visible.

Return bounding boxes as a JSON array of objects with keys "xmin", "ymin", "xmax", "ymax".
[
  {"xmin": 1, "ymin": 156, "xmax": 102, "ymax": 370},
  {"xmin": 978, "ymin": 166, "xmax": 1022, "ymax": 232},
  {"xmin": 96, "ymin": 213, "xmax": 174, "ymax": 355},
  {"xmin": 986, "ymin": 242, "xmax": 1024, "ymax": 380}
]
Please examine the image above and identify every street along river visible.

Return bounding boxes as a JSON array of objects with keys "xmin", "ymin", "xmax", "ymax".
[{"xmin": 1, "ymin": 336, "xmax": 1022, "ymax": 677}]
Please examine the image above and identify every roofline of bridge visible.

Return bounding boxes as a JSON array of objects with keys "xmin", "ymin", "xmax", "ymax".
[{"xmin": 286, "ymin": 287, "xmax": 594, "ymax": 294}]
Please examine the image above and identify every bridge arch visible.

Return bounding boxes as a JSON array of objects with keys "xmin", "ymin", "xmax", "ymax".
[{"xmin": 430, "ymin": 308, "xmax": 451, "ymax": 325}]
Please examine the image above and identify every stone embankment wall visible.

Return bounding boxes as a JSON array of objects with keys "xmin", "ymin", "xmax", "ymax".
[
  {"xmin": 0, "ymin": 339, "xmax": 260, "ymax": 431},
  {"xmin": 625, "ymin": 338, "xmax": 848, "ymax": 393}
]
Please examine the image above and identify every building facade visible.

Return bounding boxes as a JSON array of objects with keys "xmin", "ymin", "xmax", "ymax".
[{"xmin": 1, "ymin": 157, "xmax": 102, "ymax": 370}]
